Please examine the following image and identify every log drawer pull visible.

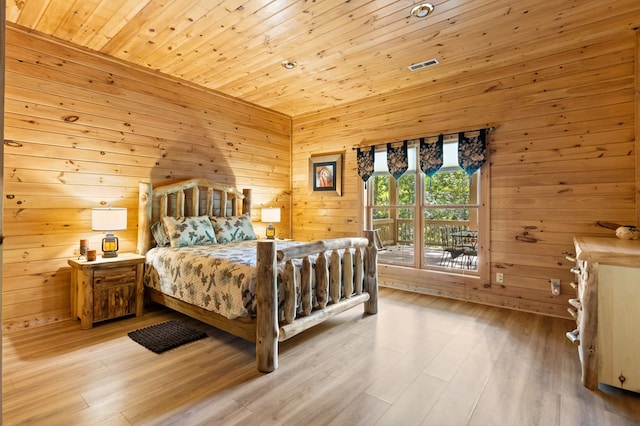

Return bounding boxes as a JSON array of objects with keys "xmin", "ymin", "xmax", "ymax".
[
  {"xmin": 565, "ymin": 255, "xmax": 576, "ymax": 262},
  {"xmin": 570, "ymin": 267, "xmax": 581, "ymax": 275},
  {"xmin": 100, "ymin": 273, "xmax": 130, "ymax": 281},
  {"xmin": 569, "ymin": 282, "xmax": 578, "ymax": 290},
  {"xmin": 568, "ymin": 298, "xmax": 582, "ymax": 310},
  {"xmin": 567, "ymin": 308, "xmax": 578, "ymax": 320},
  {"xmin": 566, "ymin": 330, "xmax": 580, "ymax": 345}
]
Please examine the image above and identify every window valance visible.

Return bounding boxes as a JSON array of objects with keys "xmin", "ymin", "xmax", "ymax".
[{"xmin": 355, "ymin": 128, "xmax": 490, "ymax": 186}]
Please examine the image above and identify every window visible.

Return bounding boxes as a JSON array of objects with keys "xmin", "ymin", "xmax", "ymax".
[{"xmin": 365, "ymin": 139, "xmax": 483, "ymax": 273}]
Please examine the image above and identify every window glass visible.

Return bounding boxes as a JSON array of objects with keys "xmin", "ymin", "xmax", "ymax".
[
  {"xmin": 367, "ymin": 139, "xmax": 483, "ymax": 273},
  {"xmin": 373, "ymin": 207, "xmax": 415, "ymax": 265},
  {"xmin": 424, "ymin": 169, "xmax": 470, "ymax": 206},
  {"xmin": 372, "ymin": 175, "xmax": 391, "ymax": 206},
  {"xmin": 398, "ymin": 173, "xmax": 416, "ymax": 206},
  {"xmin": 441, "ymin": 141, "xmax": 460, "ymax": 171}
]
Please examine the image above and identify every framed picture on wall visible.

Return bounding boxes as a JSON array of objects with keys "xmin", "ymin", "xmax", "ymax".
[{"xmin": 309, "ymin": 153, "xmax": 342, "ymax": 196}]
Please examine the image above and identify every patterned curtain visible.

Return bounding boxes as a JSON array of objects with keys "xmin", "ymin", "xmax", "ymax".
[
  {"xmin": 387, "ymin": 141, "xmax": 408, "ymax": 187},
  {"xmin": 458, "ymin": 128, "xmax": 487, "ymax": 179},
  {"xmin": 356, "ymin": 146, "xmax": 375, "ymax": 188},
  {"xmin": 420, "ymin": 135, "xmax": 443, "ymax": 186}
]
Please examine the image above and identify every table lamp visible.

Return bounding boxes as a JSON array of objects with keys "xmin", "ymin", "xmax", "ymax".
[
  {"xmin": 261, "ymin": 207, "xmax": 281, "ymax": 240},
  {"xmin": 92, "ymin": 207, "xmax": 127, "ymax": 258}
]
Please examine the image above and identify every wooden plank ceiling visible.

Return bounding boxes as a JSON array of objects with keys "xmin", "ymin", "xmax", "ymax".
[{"xmin": 5, "ymin": 0, "xmax": 640, "ymax": 117}]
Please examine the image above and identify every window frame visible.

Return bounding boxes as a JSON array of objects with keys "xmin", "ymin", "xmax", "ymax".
[{"xmin": 363, "ymin": 139, "xmax": 489, "ymax": 281}]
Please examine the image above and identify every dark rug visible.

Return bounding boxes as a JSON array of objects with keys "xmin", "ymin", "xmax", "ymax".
[{"xmin": 127, "ymin": 320, "xmax": 208, "ymax": 354}]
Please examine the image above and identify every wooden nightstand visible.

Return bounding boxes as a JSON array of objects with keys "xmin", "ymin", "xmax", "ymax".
[{"xmin": 68, "ymin": 253, "xmax": 146, "ymax": 329}]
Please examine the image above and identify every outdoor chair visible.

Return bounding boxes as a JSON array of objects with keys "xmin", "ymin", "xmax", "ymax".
[{"xmin": 439, "ymin": 226, "xmax": 465, "ymax": 267}]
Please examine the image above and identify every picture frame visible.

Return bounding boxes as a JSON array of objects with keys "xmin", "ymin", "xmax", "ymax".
[{"xmin": 309, "ymin": 153, "xmax": 342, "ymax": 196}]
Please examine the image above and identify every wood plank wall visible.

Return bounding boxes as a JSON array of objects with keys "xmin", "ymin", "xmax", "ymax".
[
  {"xmin": 2, "ymin": 1, "xmax": 7, "ymax": 420},
  {"xmin": 292, "ymin": 32, "xmax": 638, "ymax": 318},
  {"xmin": 2, "ymin": 25, "xmax": 292, "ymax": 332},
  {"xmin": 636, "ymin": 31, "xmax": 640, "ymax": 227}
]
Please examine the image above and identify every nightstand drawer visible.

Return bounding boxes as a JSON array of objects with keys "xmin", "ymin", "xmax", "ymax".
[{"xmin": 94, "ymin": 265, "xmax": 137, "ymax": 288}]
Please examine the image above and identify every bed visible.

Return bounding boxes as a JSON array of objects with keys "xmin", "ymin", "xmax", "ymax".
[{"xmin": 136, "ymin": 178, "xmax": 378, "ymax": 372}]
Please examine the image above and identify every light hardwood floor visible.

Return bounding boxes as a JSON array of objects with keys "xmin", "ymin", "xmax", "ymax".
[{"xmin": 3, "ymin": 287, "xmax": 640, "ymax": 425}]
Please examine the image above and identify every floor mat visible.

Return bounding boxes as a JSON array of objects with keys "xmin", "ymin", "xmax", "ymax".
[{"xmin": 127, "ymin": 320, "xmax": 207, "ymax": 353}]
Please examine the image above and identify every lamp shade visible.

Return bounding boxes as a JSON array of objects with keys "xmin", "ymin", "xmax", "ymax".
[
  {"xmin": 92, "ymin": 207, "xmax": 127, "ymax": 231},
  {"xmin": 261, "ymin": 207, "xmax": 281, "ymax": 223}
]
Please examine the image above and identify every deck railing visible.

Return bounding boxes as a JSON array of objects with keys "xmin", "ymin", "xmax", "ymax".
[{"xmin": 373, "ymin": 219, "xmax": 472, "ymax": 247}]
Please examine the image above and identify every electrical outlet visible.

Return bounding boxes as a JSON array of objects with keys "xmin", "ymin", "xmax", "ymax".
[
  {"xmin": 496, "ymin": 272, "xmax": 504, "ymax": 284},
  {"xmin": 551, "ymin": 278, "xmax": 561, "ymax": 296}
]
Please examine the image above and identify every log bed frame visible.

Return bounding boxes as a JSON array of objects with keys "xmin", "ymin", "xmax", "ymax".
[{"xmin": 137, "ymin": 178, "xmax": 378, "ymax": 372}]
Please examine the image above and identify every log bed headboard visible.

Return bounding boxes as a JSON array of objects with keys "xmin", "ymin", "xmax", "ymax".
[{"xmin": 137, "ymin": 178, "xmax": 252, "ymax": 254}]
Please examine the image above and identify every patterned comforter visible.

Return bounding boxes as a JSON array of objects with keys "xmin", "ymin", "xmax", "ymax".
[{"xmin": 143, "ymin": 240, "xmax": 303, "ymax": 319}]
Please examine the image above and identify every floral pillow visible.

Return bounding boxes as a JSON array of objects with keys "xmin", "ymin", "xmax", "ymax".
[
  {"xmin": 161, "ymin": 215, "xmax": 217, "ymax": 248},
  {"xmin": 209, "ymin": 215, "xmax": 257, "ymax": 243},
  {"xmin": 151, "ymin": 221, "xmax": 170, "ymax": 247}
]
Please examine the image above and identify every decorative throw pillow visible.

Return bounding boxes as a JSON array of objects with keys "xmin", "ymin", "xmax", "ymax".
[
  {"xmin": 151, "ymin": 221, "xmax": 171, "ymax": 247},
  {"xmin": 161, "ymin": 216, "xmax": 217, "ymax": 248},
  {"xmin": 209, "ymin": 215, "xmax": 257, "ymax": 243}
]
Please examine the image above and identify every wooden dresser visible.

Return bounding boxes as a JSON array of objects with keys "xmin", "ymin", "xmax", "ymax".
[{"xmin": 569, "ymin": 236, "xmax": 640, "ymax": 392}]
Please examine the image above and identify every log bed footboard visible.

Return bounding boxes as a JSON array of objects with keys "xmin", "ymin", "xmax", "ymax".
[{"xmin": 256, "ymin": 233, "xmax": 378, "ymax": 372}]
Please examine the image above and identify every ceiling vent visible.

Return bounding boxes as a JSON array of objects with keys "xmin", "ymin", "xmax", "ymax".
[{"xmin": 408, "ymin": 58, "xmax": 439, "ymax": 71}]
